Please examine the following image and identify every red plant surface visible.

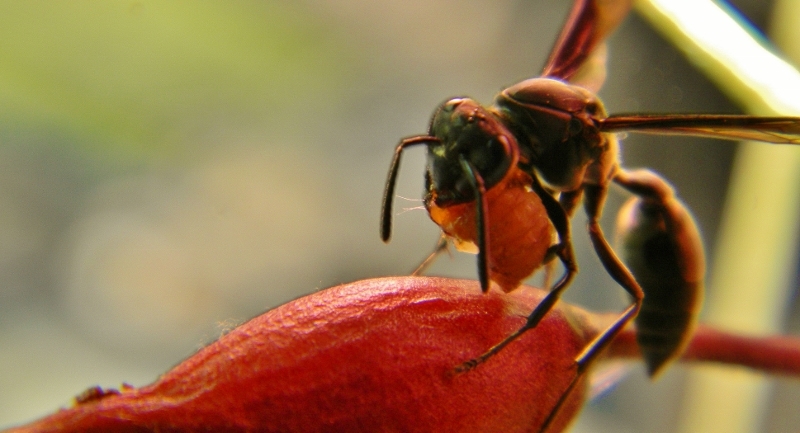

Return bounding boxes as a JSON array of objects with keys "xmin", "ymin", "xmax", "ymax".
[{"xmin": 4, "ymin": 277, "xmax": 800, "ymax": 433}]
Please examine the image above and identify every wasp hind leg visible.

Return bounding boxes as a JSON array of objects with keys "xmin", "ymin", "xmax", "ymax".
[{"xmin": 539, "ymin": 182, "xmax": 645, "ymax": 433}]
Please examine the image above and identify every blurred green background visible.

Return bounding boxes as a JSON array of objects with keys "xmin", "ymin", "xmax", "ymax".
[{"xmin": 0, "ymin": 1, "xmax": 797, "ymax": 432}]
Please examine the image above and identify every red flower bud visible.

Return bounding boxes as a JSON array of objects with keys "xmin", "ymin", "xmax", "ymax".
[{"xmin": 4, "ymin": 277, "xmax": 596, "ymax": 433}]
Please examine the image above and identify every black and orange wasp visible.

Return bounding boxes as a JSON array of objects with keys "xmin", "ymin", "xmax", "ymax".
[{"xmin": 380, "ymin": 0, "xmax": 799, "ymax": 428}]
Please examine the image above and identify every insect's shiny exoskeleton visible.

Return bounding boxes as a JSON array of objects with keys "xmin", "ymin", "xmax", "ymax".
[
  {"xmin": 379, "ymin": 0, "xmax": 800, "ymax": 430},
  {"xmin": 614, "ymin": 169, "xmax": 706, "ymax": 377}
]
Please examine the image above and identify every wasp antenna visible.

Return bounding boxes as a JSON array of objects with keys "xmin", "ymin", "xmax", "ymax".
[
  {"xmin": 380, "ymin": 136, "xmax": 437, "ymax": 243},
  {"xmin": 459, "ymin": 156, "xmax": 491, "ymax": 292}
]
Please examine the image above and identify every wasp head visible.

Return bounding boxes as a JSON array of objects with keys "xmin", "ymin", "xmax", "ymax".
[{"xmin": 425, "ymin": 98, "xmax": 519, "ymax": 207}]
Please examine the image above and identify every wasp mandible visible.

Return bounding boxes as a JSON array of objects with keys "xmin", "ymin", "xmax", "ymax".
[{"xmin": 380, "ymin": 0, "xmax": 800, "ymax": 390}]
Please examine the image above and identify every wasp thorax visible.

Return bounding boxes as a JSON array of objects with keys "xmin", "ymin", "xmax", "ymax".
[
  {"xmin": 495, "ymin": 79, "xmax": 607, "ymax": 191},
  {"xmin": 424, "ymin": 98, "xmax": 519, "ymax": 207}
]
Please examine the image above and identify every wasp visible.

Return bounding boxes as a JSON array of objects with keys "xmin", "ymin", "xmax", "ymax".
[{"xmin": 379, "ymin": 0, "xmax": 800, "ymax": 423}]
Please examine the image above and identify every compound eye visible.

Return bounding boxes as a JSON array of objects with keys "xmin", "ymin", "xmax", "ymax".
[{"xmin": 470, "ymin": 134, "xmax": 513, "ymax": 187}]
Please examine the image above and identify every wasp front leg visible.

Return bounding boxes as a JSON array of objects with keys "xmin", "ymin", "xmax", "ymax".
[{"xmin": 613, "ymin": 168, "xmax": 706, "ymax": 377}]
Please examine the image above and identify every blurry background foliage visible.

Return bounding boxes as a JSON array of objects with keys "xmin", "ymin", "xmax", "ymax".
[
  {"xmin": 0, "ymin": 1, "xmax": 348, "ymax": 159},
  {"xmin": 0, "ymin": 1, "xmax": 797, "ymax": 433}
]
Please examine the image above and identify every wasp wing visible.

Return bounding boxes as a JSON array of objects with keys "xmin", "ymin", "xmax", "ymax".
[
  {"xmin": 599, "ymin": 114, "xmax": 800, "ymax": 144},
  {"xmin": 568, "ymin": 42, "xmax": 607, "ymax": 93},
  {"xmin": 541, "ymin": 0, "xmax": 632, "ymax": 85}
]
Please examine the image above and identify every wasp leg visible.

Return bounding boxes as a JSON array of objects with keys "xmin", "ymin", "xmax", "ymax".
[
  {"xmin": 539, "ymin": 182, "xmax": 645, "ymax": 433},
  {"xmin": 536, "ymin": 189, "xmax": 584, "ymax": 288},
  {"xmin": 540, "ymin": 253, "xmax": 558, "ymax": 290},
  {"xmin": 454, "ymin": 174, "xmax": 578, "ymax": 373},
  {"xmin": 580, "ymin": 182, "xmax": 646, "ymax": 367},
  {"xmin": 559, "ymin": 189, "xmax": 583, "ymax": 218},
  {"xmin": 536, "ymin": 189, "xmax": 582, "ymax": 288},
  {"xmin": 412, "ymin": 234, "xmax": 450, "ymax": 276}
]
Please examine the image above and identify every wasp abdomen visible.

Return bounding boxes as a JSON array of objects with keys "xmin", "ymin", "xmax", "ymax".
[
  {"xmin": 634, "ymin": 278, "xmax": 703, "ymax": 376},
  {"xmin": 615, "ymin": 182, "xmax": 705, "ymax": 377}
]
